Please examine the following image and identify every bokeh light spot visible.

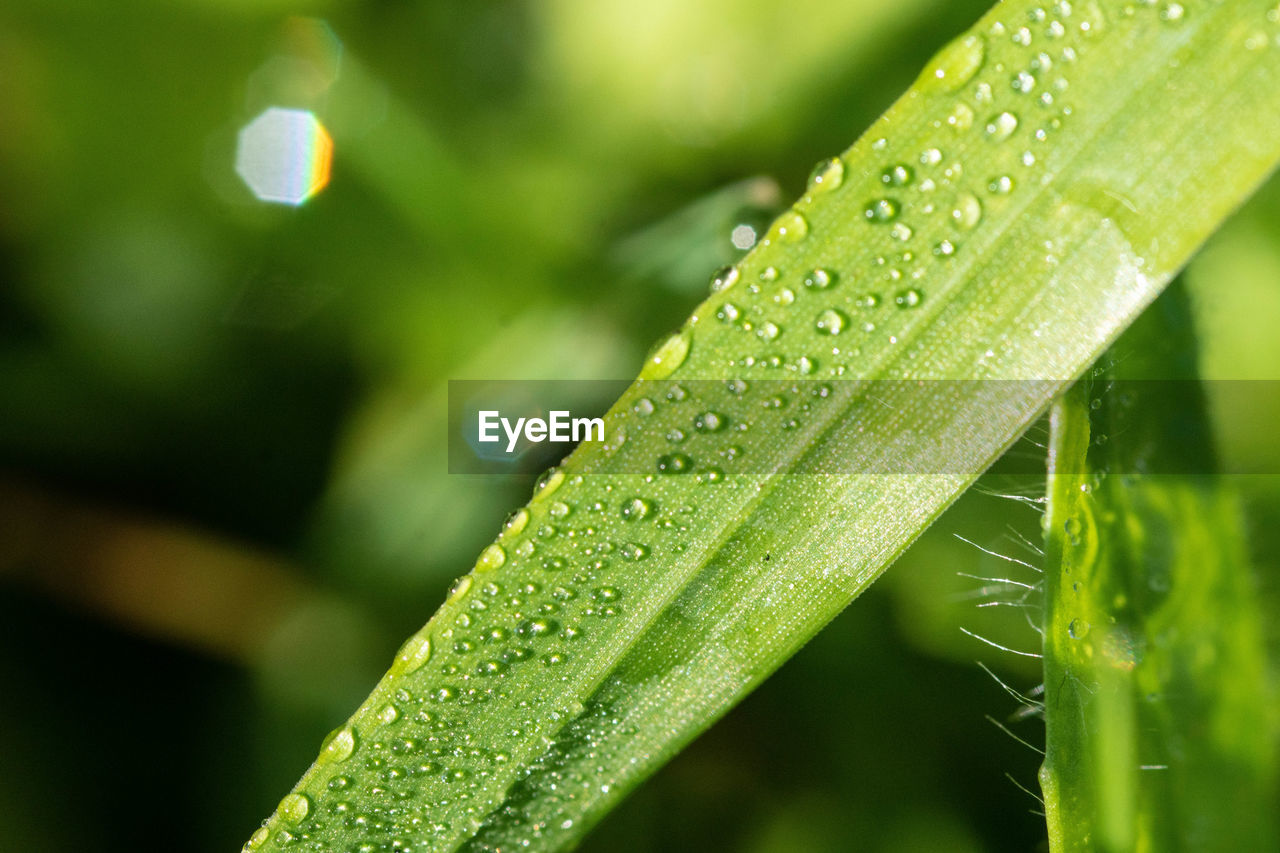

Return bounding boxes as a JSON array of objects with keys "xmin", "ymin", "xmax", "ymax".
[{"xmin": 235, "ymin": 107, "xmax": 333, "ymax": 206}]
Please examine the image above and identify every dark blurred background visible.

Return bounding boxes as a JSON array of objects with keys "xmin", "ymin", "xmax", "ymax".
[{"xmin": 2, "ymin": 2, "xmax": 1278, "ymax": 851}]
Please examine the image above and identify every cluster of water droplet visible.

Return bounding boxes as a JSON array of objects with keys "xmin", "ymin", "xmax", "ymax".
[
  {"xmin": 675, "ymin": 1, "xmax": 1141, "ymax": 386},
  {"xmin": 243, "ymin": 372, "xmax": 791, "ymax": 852},
  {"xmin": 242, "ymin": 3, "xmax": 1238, "ymax": 848}
]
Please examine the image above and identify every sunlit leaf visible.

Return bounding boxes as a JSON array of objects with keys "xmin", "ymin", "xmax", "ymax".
[{"xmin": 246, "ymin": 2, "xmax": 1280, "ymax": 850}]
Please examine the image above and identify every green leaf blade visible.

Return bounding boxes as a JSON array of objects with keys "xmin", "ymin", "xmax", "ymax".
[
  {"xmin": 246, "ymin": 2, "xmax": 1280, "ymax": 850},
  {"xmin": 1040, "ymin": 290, "xmax": 1279, "ymax": 852}
]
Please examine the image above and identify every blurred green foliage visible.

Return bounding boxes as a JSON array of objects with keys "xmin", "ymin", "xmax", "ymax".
[{"xmin": 0, "ymin": 2, "xmax": 1276, "ymax": 851}]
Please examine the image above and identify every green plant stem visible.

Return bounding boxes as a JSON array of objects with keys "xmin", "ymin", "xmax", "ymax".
[{"xmin": 1040, "ymin": 284, "xmax": 1279, "ymax": 852}]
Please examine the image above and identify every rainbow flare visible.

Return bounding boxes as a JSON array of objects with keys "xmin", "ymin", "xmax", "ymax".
[{"xmin": 235, "ymin": 107, "xmax": 333, "ymax": 206}]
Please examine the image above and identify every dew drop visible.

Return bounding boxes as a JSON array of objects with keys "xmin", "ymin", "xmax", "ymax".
[
  {"xmin": 807, "ymin": 157, "xmax": 845, "ymax": 194},
  {"xmin": 476, "ymin": 543, "xmax": 507, "ymax": 572},
  {"xmin": 502, "ymin": 508, "xmax": 529, "ymax": 537},
  {"xmin": 640, "ymin": 329, "xmax": 691, "ymax": 379},
  {"xmin": 276, "ymin": 793, "xmax": 311, "ymax": 825},
  {"xmin": 245, "ymin": 827, "xmax": 270, "ymax": 851},
  {"xmin": 951, "ymin": 193, "xmax": 983, "ymax": 229},
  {"xmin": 864, "ymin": 198, "xmax": 900, "ymax": 223},
  {"xmin": 934, "ymin": 239, "xmax": 957, "ymax": 257},
  {"xmin": 815, "ymin": 309, "xmax": 849, "ymax": 335},
  {"xmin": 1068, "ymin": 618, "xmax": 1091, "ymax": 639},
  {"xmin": 478, "ymin": 658, "xmax": 507, "ymax": 675},
  {"xmin": 757, "ymin": 321, "xmax": 781, "ymax": 341},
  {"xmin": 947, "ymin": 102, "xmax": 975, "ymax": 131},
  {"xmin": 319, "ymin": 726, "xmax": 357, "ymax": 764},
  {"xmin": 717, "ymin": 302, "xmax": 741, "ymax": 324},
  {"xmin": 770, "ymin": 211, "xmax": 809, "ymax": 244},
  {"xmin": 391, "ymin": 634, "xmax": 433, "ymax": 676},
  {"xmin": 988, "ymin": 175, "xmax": 1015, "ymax": 194},
  {"xmin": 620, "ymin": 497, "xmax": 652, "ymax": 521},
  {"xmin": 709, "ymin": 265, "xmax": 740, "ymax": 293},
  {"xmin": 696, "ymin": 466, "xmax": 727, "ymax": 484},
  {"xmin": 985, "ymin": 111, "xmax": 1019, "ymax": 140},
  {"xmin": 517, "ymin": 617, "xmax": 558, "ymax": 637},
  {"xmin": 448, "ymin": 575, "xmax": 473, "ymax": 601},
  {"xmin": 894, "ymin": 288, "xmax": 923, "ymax": 308},
  {"xmin": 1080, "ymin": 0, "xmax": 1109, "ymax": 32},
  {"xmin": 694, "ymin": 411, "xmax": 726, "ymax": 432},
  {"xmin": 921, "ymin": 33, "xmax": 987, "ymax": 93},
  {"xmin": 592, "ymin": 586, "xmax": 621, "ymax": 602},
  {"xmin": 534, "ymin": 466, "xmax": 566, "ymax": 499},
  {"xmin": 803, "ymin": 268, "xmax": 836, "ymax": 289},
  {"xmin": 657, "ymin": 453, "xmax": 692, "ymax": 474},
  {"xmin": 880, "ymin": 164, "xmax": 914, "ymax": 186},
  {"xmin": 620, "ymin": 542, "xmax": 650, "ymax": 560}
]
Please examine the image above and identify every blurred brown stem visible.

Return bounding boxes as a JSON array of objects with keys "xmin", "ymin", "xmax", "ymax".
[{"xmin": 0, "ymin": 475, "xmax": 317, "ymax": 663}]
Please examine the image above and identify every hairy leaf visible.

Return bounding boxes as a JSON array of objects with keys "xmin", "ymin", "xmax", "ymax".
[{"xmin": 1040, "ymin": 285, "xmax": 1279, "ymax": 852}]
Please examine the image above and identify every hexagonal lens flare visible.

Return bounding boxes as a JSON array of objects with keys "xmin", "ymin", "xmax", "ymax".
[{"xmin": 234, "ymin": 107, "xmax": 333, "ymax": 206}]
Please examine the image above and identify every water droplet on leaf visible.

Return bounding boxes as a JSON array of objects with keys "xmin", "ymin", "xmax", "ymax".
[
  {"xmin": 620, "ymin": 497, "xmax": 652, "ymax": 521},
  {"xmin": 864, "ymin": 198, "xmax": 901, "ymax": 223},
  {"xmin": 276, "ymin": 793, "xmax": 311, "ymax": 825},
  {"xmin": 807, "ymin": 157, "xmax": 845, "ymax": 194},
  {"xmin": 709, "ymin": 265, "xmax": 740, "ymax": 293},
  {"xmin": 319, "ymin": 726, "xmax": 357, "ymax": 764},
  {"xmin": 951, "ymin": 193, "xmax": 983, "ymax": 229},
  {"xmin": 803, "ymin": 268, "xmax": 836, "ymax": 289},
  {"xmin": 921, "ymin": 34, "xmax": 987, "ymax": 92},
  {"xmin": 534, "ymin": 466, "xmax": 566, "ymax": 499},
  {"xmin": 815, "ymin": 309, "xmax": 849, "ymax": 335},
  {"xmin": 894, "ymin": 288, "xmax": 923, "ymax": 308},
  {"xmin": 881, "ymin": 164, "xmax": 914, "ymax": 186},
  {"xmin": 657, "ymin": 453, "xmax": 692, "ymax": 474},
  {"xmin": 476, "ymin": 543, "xmax": 506, "ymax": 572},
  {"xmin": 694, "ymin": 411, "xmax": 726, "ymax": 432},
  {"xmin": 503, "ymin": 508, "xmax": 529, "ymax": 537},
  {"xmin": 770, "ymin": 211, "xmax": 809, "ymax": 244},
  {"xmin": 392, "ymin": 634, "xmax": 433, "ymax": 676},
  {"xmin": 640, "ymin": 329, "xmax": 691, "ymax": 379},
  {"xmin": 985, "ymin": 111, "xmax": 1019, "ymax": 140}
]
